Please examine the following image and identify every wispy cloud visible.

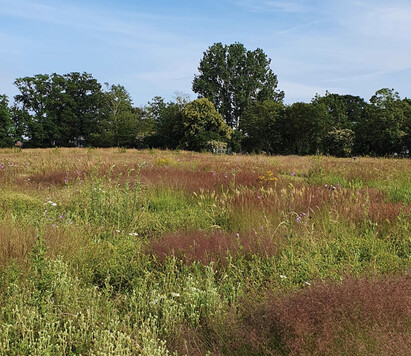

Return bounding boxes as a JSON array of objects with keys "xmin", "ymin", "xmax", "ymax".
[
  {"xmin": 276, "ymin": 19, "xmax": 322, "ymax": 34},
  {"xmin": 234, "ymin": 0, "xmax": 306, "ymax": 13},
  {"xmin": 341, "ymin": 1, "xmax": 411, "ymax": 41},
  {"xmin": 0, "ymin": 0, "xmax": 194, "ymax": 45}
]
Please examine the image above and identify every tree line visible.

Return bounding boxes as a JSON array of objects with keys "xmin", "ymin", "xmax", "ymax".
[{"xmin": 1, "ymin": 43, "xmax": 410, "ymax": 156}]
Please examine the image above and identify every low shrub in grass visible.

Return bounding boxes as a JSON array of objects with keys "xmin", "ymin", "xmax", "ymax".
[
  {"xmin": 170, "ymin": 275, "xmax": 410, "ymax": 355},
  {"xmin": 150, "ymin": 230, "xmax": 279, "ymax": 265}
]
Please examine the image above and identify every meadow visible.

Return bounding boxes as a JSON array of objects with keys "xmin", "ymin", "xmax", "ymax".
[{"xmin": 0, "ymin": 148, "xmax": 409, "ymax": 355}]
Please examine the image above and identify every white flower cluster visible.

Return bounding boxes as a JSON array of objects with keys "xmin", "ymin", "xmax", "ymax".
[{"xmin": 44, "ymin": 200, "xmax": 57, "ymax": 207}]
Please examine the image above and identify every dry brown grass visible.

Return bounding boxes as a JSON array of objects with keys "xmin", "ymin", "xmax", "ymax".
[
  {"xmin": 171, "ymin": 275, "xmax": 411, "ymax": 356},
  {"xmin": 0, "ymin": 217, "xmax": 93, "ymax": 269},
  {"xmin": 237, "ymin": 275, "xmax": 411, "ymax": 356},
  {"xmin": 0, "ymin": 218, "xmax": 37, "ymax": 267},
  {"xmin": 150, "ymin": 230, "xmax": 280, "ymax": 265}
]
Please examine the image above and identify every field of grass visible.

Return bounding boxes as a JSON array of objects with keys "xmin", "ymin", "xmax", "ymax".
[{"xmin": 0, "ymin": 147, "xmax": 409, "ymax": 355}]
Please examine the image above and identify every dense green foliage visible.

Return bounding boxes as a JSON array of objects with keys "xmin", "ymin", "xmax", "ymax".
[
  {"xmin": 0, "ymin": 95, "xmax": 14, "ymax": 147},
  {"xmin": 0, "ymin": 43, "xmax": 410, "ymax": 156},
  {"xmin": 192, "ymin": 42, "xmax": 284, "ymax": 129},
  {"xmin": 181, "ymin": 98, "xmax": 231, "ymax": 151}
]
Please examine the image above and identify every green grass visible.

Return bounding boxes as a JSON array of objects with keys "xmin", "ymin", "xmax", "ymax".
[{"xmin": 0, "ymin": 148, "xmax": 409, "ymax": 355}]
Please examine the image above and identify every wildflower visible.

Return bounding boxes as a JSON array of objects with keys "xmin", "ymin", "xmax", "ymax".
[
  {"xmin": 257, "ymin": 195, "xmax": 262, "ymax": 200},
  {"xmin": 59, "ymin": 215, "xmax": 64, "ymax": 219},
  {"xmin": 115, "ymin": 230, "xmax": 121, "ymax": 233},
  {"xmin": 304, "ymin": 281, "xmax": 311, "ymax": 286},
  {"xmin": 171, "ymin": 292, "xmax": 180, "ymax": 297},
  {"xmin": 291, "ymin": 172, "xmax": 295, "ymax": 176},
  {"xmin": 150, "ymin": 295, "xmax": 165, "ymax": 305},
  {"xmin": 259, "ymin": 226, "xmax": 263, "ymax": 231},
  {"xmin": 280, "ymin": 275, "xmax": 287, "ymax": 279},
  {"xmin": 324, "ymin": 184, "xmax": 328, "ymax": 188},
  {"xmin": 128, "ymin": 232, "xmax": 138, "ymax": 236},
  {"xmin": 212, "ymin": 171, "xmax": 216, "ymax": 176},
  {"xmin": 235, "ymin": 233, "xmax": 240, "ymax": 238},
  {"xmin": 296, "ymin": 216, "xmax": 301, "ymax": 222}
]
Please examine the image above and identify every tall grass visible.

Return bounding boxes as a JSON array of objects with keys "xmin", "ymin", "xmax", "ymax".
[{"xmin": 0, "ymin": 148, "xmax": 409, "ymax": 355}]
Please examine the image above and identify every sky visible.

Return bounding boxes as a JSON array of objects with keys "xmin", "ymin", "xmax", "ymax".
[{"xmin": 0, "ymin": 0, "xmax": 410, "ymax": 106}]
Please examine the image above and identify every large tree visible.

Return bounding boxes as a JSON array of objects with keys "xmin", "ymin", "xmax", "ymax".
[
  {"xmin": 192, "ymin": 42, "xmax": 284, "ymax": 129},
  {"xmin": 0, "ymin": 95, "xmax": 14, "ymax": 147},
  {"xmin": 14, "ymin": 74, "xmax": 56, "ymax": 147},
  {"xmin": 92, "ymin": 84, "xmax": 145, "ymax": 148},
  {"xmin": 146, "ymin": 95, "xmax": 188, "ymax": 149},
  {"xmin": 356, "ymin": 88, "xmax": 405, "ymax": 155},
  {"xmin": 240, "ymin": 100, "xmax": 284, "ymax": 154},
  {"xmin": 281, "ymin": 102, "xmax": 330, "ymax": 155},
  {"xmin": 13, "ymin": 72, "xmax": 105, "ymax": 147},
  {"xmin": 312, "ymin": 92, "xmax": 367, "ymax": 131},
  {"xmin": 401, "ymin": 98, "xmax": 411, "ymax": 153}
]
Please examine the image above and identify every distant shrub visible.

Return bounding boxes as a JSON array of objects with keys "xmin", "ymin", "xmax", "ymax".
[{"xmin": 323, "ymin": 128, "xmax": 355, "ymax": 157}]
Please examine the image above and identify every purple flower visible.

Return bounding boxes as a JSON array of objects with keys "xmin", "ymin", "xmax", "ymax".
[
  {"xmin": 296, "ymin": 216, "xmax": 301, "ymax": 222},
  {"xmin": 291, "ymin": 172, "xmax": 295, "ymax": 176}
]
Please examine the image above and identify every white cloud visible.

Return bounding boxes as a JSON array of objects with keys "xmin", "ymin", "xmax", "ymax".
[
  {"xmin": 234, "ymin": 0, "xmax": 306, "ymax": 13},
  {"xmin": 276, "ymin": 19, "xmax": 322, "ymax": 34},
  {"xmin": 0, "ymin": 0, "xmax": 191, "ymax": 45},
  {"xmin": 346, "ymin": 2, "xmax": 411, "ymax": 41}
]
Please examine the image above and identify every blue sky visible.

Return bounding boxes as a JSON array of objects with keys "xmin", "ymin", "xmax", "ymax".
[{"xmin": 0, "ymin": 0, "xmax": 410, "ymax": 106}]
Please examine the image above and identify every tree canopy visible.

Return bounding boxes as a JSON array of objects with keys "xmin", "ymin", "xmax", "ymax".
[
  {"xmin": 192, "ymin": 42, "xmax": 284, "ymax": 129},
  {"xmin": 0, "ymin": 95, "xmax": 14, "ymax": 147},
  {"xmin": 181, "ymin": 98, "xmax": 231, "ymax": 151},
  {"xmin": 0, "ymin": 45, "xmax": 409, "ymax": 157}
]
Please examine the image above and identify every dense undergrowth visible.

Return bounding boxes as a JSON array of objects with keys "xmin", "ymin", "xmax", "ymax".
[{"xmin": 0, "ymin": 148, "xmax": 409, "ymax": 355}]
